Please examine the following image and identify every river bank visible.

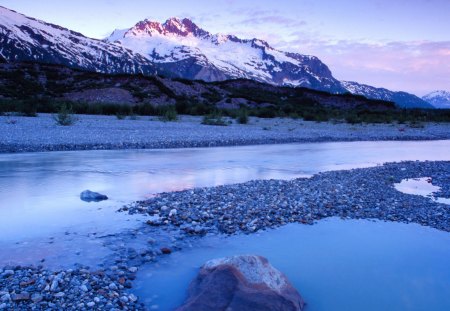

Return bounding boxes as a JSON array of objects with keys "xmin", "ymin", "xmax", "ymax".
[
  {"xmin": 1, "ymin": 114, "xmax": 450, "ymax": 153},
  {"xmin": 1, "ymin": 158, "xmax": 449, "ymax": 310}
]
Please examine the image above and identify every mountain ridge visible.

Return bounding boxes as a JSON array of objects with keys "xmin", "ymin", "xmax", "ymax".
[
  {"xmin": 423, "ymin": 90, "xmax": 450, "ymax": 109},
  {"xmin": 0, "ymin": 6, "xmax": 432, "ymax": 109}
]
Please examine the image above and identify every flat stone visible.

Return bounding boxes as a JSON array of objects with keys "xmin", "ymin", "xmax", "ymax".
[{"xmin": 11, "ymin": 293, "xmax": 31, "ymax": 302}]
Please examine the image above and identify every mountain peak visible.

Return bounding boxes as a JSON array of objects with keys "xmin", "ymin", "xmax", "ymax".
[
  {"xmin": 124, "ymin": 17, "xmax": 209, "ymax": 38},
  {"xmin": 423, "ymin": 90, "xmax": 450, "ymax": 109}
]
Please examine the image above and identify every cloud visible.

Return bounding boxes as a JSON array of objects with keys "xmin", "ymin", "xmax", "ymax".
[
  {"xmin": 239, "ymin": 15, "xmax": 306, "ymax": 27},
  {"xmin": 228, "ymin": 7, "xmax": 307, "ymax": 28},
  {"xmin": 278, "ymin": 36, "xmax": 450, "ymax": 95}
]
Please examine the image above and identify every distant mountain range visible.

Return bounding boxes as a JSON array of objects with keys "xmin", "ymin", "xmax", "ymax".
[
  {"xmin": 422, "ymin": 91, "xmax": 450, "ymax": 109},
  {"xmin": 0, "ymin": 6, "xmax": 433, "ymax": 109}
]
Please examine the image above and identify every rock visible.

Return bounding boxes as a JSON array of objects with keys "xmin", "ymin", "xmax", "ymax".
[
  {"xmin": 20, "ymin": 279, "xmax": 36, "ymax": 287},
  {"xmin": 79, "ymin": 284, "xmax": 88, "ymax": 292},
  {"xmin": 129, "ymin": 294, "xmax": 138, "ymax": 302},
  {"xmin": 87, "ymin": 301, "xmax": 95, "ymax": 307},
  {"xmin": 160, "ymin": 247, "xmax": 172, "ymax": 255},
  {"xmin": 0, "ymin": 294, "xmax": 10, "ymax": 302},
  {"xmin": 109, "ymin": 282, "xmax": 118, "ymax": 290},
  {"xmin": 128, "ymin": 267, "xmax": 138, "ymax": 273},
  {"xmin": 54, "ymin": 292, "xmax": 65, "ymax": 298},
  {"xmin": 0, "ymin": 303, "xmax": 7, "ymax": 310},
  {"xmin": 176, "ymin": 255, "xmax": 304, "ymax": 311},
  {"xmin": 50, "ymin": 279, "xmax": 59, "ymax": 291},
  {"xmin": 31, "ymin": 293, "xmax": 43, "ymax": 303},
  {"xmin": 80, "ymin": 190, "xmax": 108, "ymax": 202},
  {"xmin": 1, "ymin": 270, "xmax": 14, "ymax": 278},
  {"xmin": 11, "ymin": 292, "xmax": 30, "ymax": 302},
  {"xmin": 146, "ymin": 215, "xmax": 163, "ymax": 226}
]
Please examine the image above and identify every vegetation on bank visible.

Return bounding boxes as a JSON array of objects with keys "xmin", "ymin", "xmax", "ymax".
[
  {"xmin": 1, "ymin": 97, "xmax": 449, "ymax": 124},
  {"xmin": 1, "ymin": 62, "xmax": 449, "ymax": 124}
]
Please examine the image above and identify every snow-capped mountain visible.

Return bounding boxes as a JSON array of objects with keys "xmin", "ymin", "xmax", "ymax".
[
  {"xmin": 106, "ymin": 18, "xmax": 432, "ymax": 108},
  {"xmin": 0, "ymin": 6, "xmax": 432, "ymax": 108},
  {"xmin": 422, "ymin": 90, "xmax": 450, "ymax": 109},
  {"xmin": 105, "ymin": 17, "xmax": 346, "ymax": 93},
  {"xmin": 0, "ymin": 6, "xmax": 155, "ymax": 75},
  {"xmin": 341, "ymin": 81, "xmax": 433, "ymax": 109}
]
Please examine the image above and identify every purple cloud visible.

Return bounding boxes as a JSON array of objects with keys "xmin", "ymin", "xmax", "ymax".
[{"xmin": 280, "ymin": 36, "xmax": 450, "ymax": 95}]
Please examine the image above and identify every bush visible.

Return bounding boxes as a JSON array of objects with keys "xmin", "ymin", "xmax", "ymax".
[
  {"xmin": 54, "ymin": 104, "xmax": 76, "ymax": 126},
  {"xmin": 236, "ymin": 109, "xmax": 249, "ymax": 124},
  {"xmin": 18, "ymin": 100, "xmax": 38, "ymax": 117},
  {"xmin": 345, "ymin": 114, "xmax": 362, "ymax": 124},
  {"xmin": 202, "ymin": 111, "xmax": 228, "ymax": 126},
  {"xmin": 158, "ymin": 106, "xmax": 178, "ymax": 122}
]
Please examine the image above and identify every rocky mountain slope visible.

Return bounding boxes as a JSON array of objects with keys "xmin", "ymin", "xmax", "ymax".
[
  {"xmin": 0, "ymin": 6, "xmax": 432, "ymax": 109},
  {"xmin": 0, "ymin": 61, "xmax": 396, "ymax": 113},
  {"xmin": 0, "ymin": 6, "xmax": 156, "ymax": 75},
  {"xmin": 423, "ymin": 91, "xmax": 450, "ymax": 109}
]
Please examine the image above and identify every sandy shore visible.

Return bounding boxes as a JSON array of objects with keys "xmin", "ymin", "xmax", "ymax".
[{"xmin": 1, "ymin": 114, "xmax": 449, "ymax": 153}]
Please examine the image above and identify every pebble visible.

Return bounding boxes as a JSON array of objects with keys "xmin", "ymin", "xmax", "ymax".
[{"xmin": 0, "ymin": 265, "xmax": 145, "ymax": 310}]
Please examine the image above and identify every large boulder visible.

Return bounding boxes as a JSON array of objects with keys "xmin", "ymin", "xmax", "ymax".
[
  {"xmin": 176, "ymin": 255, "xmax": 305, "ymax": 311},
  {"xmin": 80, "ymin": 190, "xmax": 108, "ymax": 202}
]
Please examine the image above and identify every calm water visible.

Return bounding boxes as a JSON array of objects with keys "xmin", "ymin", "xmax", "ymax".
[
  {"xmin": 134, "ymin": 218, "xmax": 450, "ymax": 311},
  {"xmin": 395, "ymin": 177, "xmax": 450, "ymax": 205},
  {"xmin": 0, "ymin": 140, "xmax": 449, "ymax": 267}
]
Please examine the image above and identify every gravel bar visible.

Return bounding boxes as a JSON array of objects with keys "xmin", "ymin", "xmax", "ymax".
[
  {"xmin": 128, "ymin": 161, "xmax": 450, "ymax": 234},
  {"xmin": 1, "ymin": 114, "xmax": 450, "ymax": 153}
]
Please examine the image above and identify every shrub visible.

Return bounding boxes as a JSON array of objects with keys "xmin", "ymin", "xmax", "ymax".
[
  {"xmin": 202, "ymin": 111, "xmax": 228, "ymax": 126},
  {"xmin": 236, "ymin": 109, "xmax": 249, "ymax": 124},
  {"xmin": 158, "ymin": 106, "xmax": 178, "ymax": 122},
  {"xmin": 17, "ymin": 100, "xmax": 37, "ymax": 117},
  {"xmin": 54, "ymin": 104, "xmax": 76, "ymax": 126},
  {"xmin": 345, "ymin": 114, "xmax": 362, "ymax": 124}
]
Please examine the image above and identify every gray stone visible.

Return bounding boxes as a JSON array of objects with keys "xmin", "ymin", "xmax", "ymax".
[
  {"xmin": 2, "ymin": 270, "xmax": 14, "ymax": 278},
  {"xmin": 11, "ymin": 292, "xmax": 30, "ymax": 302},
  {"xmin": 53, "ymin": 292, "xmax": 64, "ymax": 298},
  {"xmin": 0, "ymin": 294, "xmax": 10, "ymax": 303},
  {"xmin": 108, "ymin": 282, "xmax": 118, "ymax": 290},
  {"xmin": 80, "ymin": 190, "xmax": 108, "ymax": 202},
  {"xmin": 31, "ymin": 294, "xmax": 43, "ymax": 303}
]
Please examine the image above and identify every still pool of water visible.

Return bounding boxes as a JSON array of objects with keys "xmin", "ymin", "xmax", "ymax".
[
  {"xmin": 0, "ymin": 140, "xmax": 449, "ymax": 267},
  {"xmin": 395, "ymin": 177, "xmax": 450, "ymax": 205},
  {"xmin": 133, "ymin": 218, "xmax": 450, "ymax": 311}
]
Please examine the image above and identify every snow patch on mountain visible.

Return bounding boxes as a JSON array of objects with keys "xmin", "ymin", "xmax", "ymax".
[
  {"xmin": 423, "ymin": 90, "xmax": 450, "ymax": 109},
  {"xmin": 341, "ymin": 81, "xmax": 432, "ymax": 109}
]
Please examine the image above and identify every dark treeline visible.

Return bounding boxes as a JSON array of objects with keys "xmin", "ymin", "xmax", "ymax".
[{"xmin": 1, "ymin": 97, "xmax": 450, "ymax": 124}]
